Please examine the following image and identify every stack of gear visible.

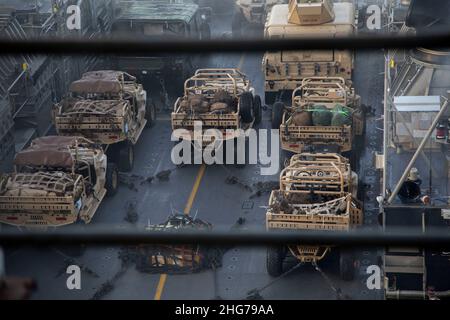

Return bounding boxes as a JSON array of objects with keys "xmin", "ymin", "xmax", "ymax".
[
  {"xmin": 0, "ymin": 172, "xmax": 83, "ymax": 199},
  {"xmin": 270, "ymin": 190, "xmax": 349, "ymax": 216},
  {"xmin": 179, "ymin": 95, "xmax": 210, "ymax": 114},
  {"xmin": 331, "ymin": 104, "xmax": 353, "ymax": 126},
  {"xmin": 291, "ymin": 104, "xmax": 353, "ymax": 127},
  {"xmin": 135, "ymin": 214, "xmax": 222, "ymax": 274},
  {"xmin": 311, "ymin": 105, "xmax": 332, "ymax": 126},
  {"xmin": 179, "ymin": 90, "xmax": 236, "ymax": 115},
  {"xmin": 292, "ymin": 110, "xmax": 312, "ymax": 126}
]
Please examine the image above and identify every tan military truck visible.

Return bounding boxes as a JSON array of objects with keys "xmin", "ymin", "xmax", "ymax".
[
  {"xmin": 171, "ymin": 68, "xmax": 262, "ymax": 163},
  {"xmin": 266, "ymin": 153, "xmax": 362, "ymax": 280},
  {"xmin": 53, "ymin": 71, "xmax": 154, "ymax": 172},
  {"xmin": 0, "ymin": 136, "xmax": 118, "ymax": 228},
  {"xmin": 263, "ymin": 0, "xmax": 356, "ymax": 105},
  {"xmin": 272, "ymin": 77, "xmax": 364, "ymax": 166},
  {"xmin": 232, "ymin": 0, "xmax": 287, "ymax": 38}
]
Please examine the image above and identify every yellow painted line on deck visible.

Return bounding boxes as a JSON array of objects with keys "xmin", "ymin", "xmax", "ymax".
[
  {"xmin": 238, "ymin": 53, "xmax": 246, "ymax": 69},
  {"xmin": 153, "ymin": 164, "xmax": 207, "ymax": 300},
  {"xmin": 153, "ymin": 274, "xmax": 167, "ymax": 300},
  {"xmin": 184, "ymin": 164, "xmax": 207, "ymax": 215}
]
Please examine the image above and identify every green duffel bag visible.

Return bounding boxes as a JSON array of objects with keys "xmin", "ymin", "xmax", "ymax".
[
  {"xmin": 311, "ymin": 105, "xmax": 332, "ymax": 126},
  {"xmin": 331, "ymin": 104, "xmax": 353, "ymax": 126}
]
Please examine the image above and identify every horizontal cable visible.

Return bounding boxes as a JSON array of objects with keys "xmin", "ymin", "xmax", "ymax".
[
  {"xmin": 1, "ymin": 227, "xmax": 450, "ymax": 247},
  {"xmin": 0, "ymin": 33, "xmax": 449, "ymax": 55}
]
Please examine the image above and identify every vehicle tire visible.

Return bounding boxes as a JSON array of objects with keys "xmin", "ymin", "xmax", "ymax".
[
  {"xmin": 232, "ymin": 10, "xmax": 244, "ymax": 38},
  {"xmin": 200, "ymin": 23, "xmax": 211, "ymax": 41},
  {"xmin": 145, "ymin": 99, "xmax": 156, "ymax": 128},
  {"xmin": 105, "ymin": 162, "xmax": 119, "ymax": 197},
  {"xmin": 272, "ymin": 101, "xmax": 284, "ymax": 129},
  {"xmin": 118, "ymin": 142, "xmax": 134, "ymax": 172},
  {"xmin": 280, "ymin": 150, "xmax": 293, "ymax": 170},
  {"xmin": 339, "ymin": 248, "xmax": 356, "ymax": 281},
  {"xmin": 253, "ymin": 95, "xmax": 262, "ymax": 125},
  {"xmin": 267, "ymin": 246, "xmax": 285, "ymax": 277},
  {"xmin": 239, "ymin": 91, "xmax": 254, "ymax": 123}
]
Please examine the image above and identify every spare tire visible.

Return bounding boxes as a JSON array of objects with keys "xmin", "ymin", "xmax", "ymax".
[
  {"xmin": 239, "ymin": 92, "xmax": 254, "ymax": 123},
  {"xmin": 331, "ymin": 104, "xmax": 353, "ymax": 126},
  {"xmin": 311, "ymin": 105, "xmax": 332, "ymax": 126}
]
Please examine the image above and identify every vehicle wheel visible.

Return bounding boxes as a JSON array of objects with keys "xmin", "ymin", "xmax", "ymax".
[
  {"xmin": 267, "ymin": 246, "xmax": 285, "ymax": 277},
  {"xmin": 253, "ymin": 95, "xmax": 262, "ymax": 125},
  {"xmin": 118, "ymin": 142, "xmax": 134, "ymax": 172},
  {"xmin": 339, "ymin": 248, "xmax": 356, "ymax": 281},
  {"xmin": 239, "ymin": 91, "xmax": 254, "ymax": 123},
  {"xmin": 145, "ymin": 100, "xmax": 156, "ymax": 127},
  {"xmin": 280, "ymin": 150, "xmax": 293, "ymax": 170},
  {"xmin": 105, "ymin": 162, "xmax": 119, "ymax": 197},
  {"xmin": 272, "ymin": 101, "xmax": 284, "ymax": 129},
  {"xmin": 232, "ymin": 10, "xmax": 244, "ymax": 38},
  {"xmin": 200, "ymin": 23, "xmax": 211, "ymax": 40}
]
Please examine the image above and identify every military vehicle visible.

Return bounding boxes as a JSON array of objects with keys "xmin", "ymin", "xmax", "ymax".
[
  {"xmin": 171, "ymin": 68, "xmax": 261, "ymax": 162},
  {"xmin": 272, "ymin": 77, "xmax": 364, "ymax": 167},
  {"xmin": 111, "ymin": 0, "xmax": 211, "ymax": 88},
  {"xmin": 263, "ymin": 0, "xmax": 355, "ymax": 105},
  {"xmin": 232, "ymin": 0, "xmax": 286, "ymax": 38},
  {"xmin": 53, "ymin": 71, "xmax": 153, "ymax": 172},
  {"xmin": 266, "ymin": 153, "xmax": 362, "ymax": 280},
  {"xmin": 0, "ymin": 136, "xmax": 118, "ymax": 228}
]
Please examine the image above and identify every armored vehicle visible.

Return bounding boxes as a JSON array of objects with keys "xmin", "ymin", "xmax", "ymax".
[
  {"xmin": 266, "ymin": 153, "xmax": 362, "ymax": 280},
  {"xmin": 53, "ymin": 71, "xmax": 153, "ymax": 172},
  {"xmin": 171, "ymin": 68, "xmax": 262, "ymax": 163},
  {"xmin": 263, "ymin": 0, "xmax": 355, "ymax": 105},
  {"xmin": 272, "ymin": 77, "xmax": 364, "ymax": 167},
  {"xmin": 0, "ymin": 136, "xmax": 118, "ymax": 228},
  {"xmin": 111, "ymin": 0, "xmax": 211, "ymax": 87},
  {"xmin": 232, "ymin": 0, "xmax": 286, "ymax": 38}
]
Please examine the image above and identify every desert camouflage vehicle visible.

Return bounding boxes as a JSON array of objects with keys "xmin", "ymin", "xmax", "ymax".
[
  {"xmin": 263, "ymin": 0, "xmax": 355, "ymax": 105},
  {"xmin": 232, "ymin": 0, "xmax": 287, "ymax": 37},
  {"xmin": 272, "ymin": 77, "xmax": 364, "ymax": 166},
  {"xmin": 53, "ymin": 71, "xmax": 153, "ymax": 172},
  {"xmin": 0, "ymin": 136, "xmax": 118, "ymax": 228},
  {"xmin": 111, "ymin": 0, "xmax": 211, "ymax": 86},
  {"xmin": 171, "ymin": 68, "xmax": 262, "ymax": 162},
  {"xmin": 266, "ymin": 153, "xmax": 362, "ymax": 280}
]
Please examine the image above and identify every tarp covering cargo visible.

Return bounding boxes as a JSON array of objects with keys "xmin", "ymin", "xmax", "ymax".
[
  {"xmin": 69, "ymin": 71, "xmax": 135, "ymax": 94},
  {"xmin": 14, "ymin": 136, "xmax": 84, "ymax": 168}
]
